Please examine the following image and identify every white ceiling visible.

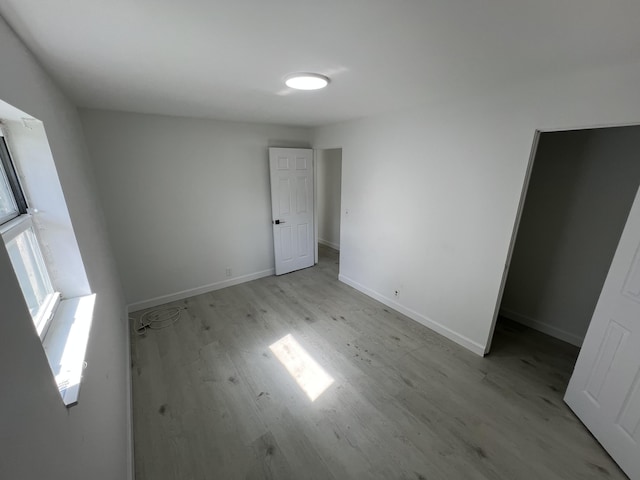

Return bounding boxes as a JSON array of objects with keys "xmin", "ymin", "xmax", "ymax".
[{"xmin": 1, "ymin": 1, "xmax": 640, "ymax": 127}]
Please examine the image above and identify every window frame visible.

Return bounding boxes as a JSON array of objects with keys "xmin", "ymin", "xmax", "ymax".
[
  {"xmin": 0, "ymin": 132, "xmax": 59, "ymax": 338},
  {"xmin": 0, "ymin": 111, "xmax": 95, "ymax": 407},
  {"xmin": 0, "ymin": 135, "xmax": 28, "ymax": 220}
]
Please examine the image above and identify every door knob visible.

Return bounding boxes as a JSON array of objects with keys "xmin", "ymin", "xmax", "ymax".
[{"xmin": 274, "ymin": 219, "xmax": 286, "ymax": 225}]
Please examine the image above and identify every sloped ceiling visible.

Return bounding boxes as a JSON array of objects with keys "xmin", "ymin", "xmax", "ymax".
[{"xmin": 1, "ymin": 0, "xmax": 640, "ymax": 126}]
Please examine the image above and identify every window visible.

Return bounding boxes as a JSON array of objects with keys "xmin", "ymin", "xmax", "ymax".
[
  {"xmin": 0, "ymin": 134, "xmax": 27, "ymax": 222},
  {"xmin": 0, "ymin": 134, "xmax": 59, "ymax": 338},
  {"xmin": 0, "ymin": 108, "xmax": 95, "ymax": 407}
]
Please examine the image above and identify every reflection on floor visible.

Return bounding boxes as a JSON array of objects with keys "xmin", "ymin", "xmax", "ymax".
[{"xmin": 130, "ymin": 244, "xmax": 625, "ymax": 479}]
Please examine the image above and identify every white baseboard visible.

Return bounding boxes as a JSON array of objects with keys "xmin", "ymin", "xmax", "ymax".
[
  {"xmin": 318, "ymin": 238, "xmax": 340, "ymax": 251},
  {"xmin": 499, "ymin": 308, "xmax": 584, "ymax": 347},
  {"xmin": 127, "ymin": 269, "xmax": 274, "ymax": 313},
  {"xmin": 338, "ymin": 274, "xmax": 486, "ymax": 356}
]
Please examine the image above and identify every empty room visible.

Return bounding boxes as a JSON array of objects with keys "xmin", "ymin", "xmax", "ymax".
[{"xmin": 1, "ymin": 1, "xmax": 639, "ymax": 479}]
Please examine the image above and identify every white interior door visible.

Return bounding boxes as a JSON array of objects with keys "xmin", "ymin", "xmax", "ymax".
[
  {"xmin": 565, "ymin": 185, "xmax": 640, "ymax": 480},
  {"xmin": 268, "ymin": 148, "xmax": 314, "ymax": 275}
]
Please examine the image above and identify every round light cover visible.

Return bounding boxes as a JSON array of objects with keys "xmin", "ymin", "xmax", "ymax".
[{"xmin": 285, "ymin": 73, "xmax": 330, "ymax": 90}]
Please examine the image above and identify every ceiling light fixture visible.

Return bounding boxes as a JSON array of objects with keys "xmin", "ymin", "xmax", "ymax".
[{"xmin": 285, "ymin": 73, "xmax": 330, "ymax": 90}]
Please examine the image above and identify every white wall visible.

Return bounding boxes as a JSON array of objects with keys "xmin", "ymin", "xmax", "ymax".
[
  {"xmin": 317, "ymin": 148, "xmax": 342, "ymax": 250},
  {"xmin": 313, "ymin": 60, "xmax": 640, "ymax": 355},
  {"xmin": 0, "ymin": 16, "xmax": 130, "ymax": 480},
  {"xmin": 79, "ymin": 110, "xmax": 311, "ymax": 310},
  {"xmin": 501, "ymin": 126, "xmax": 640, "ymax": 346}
]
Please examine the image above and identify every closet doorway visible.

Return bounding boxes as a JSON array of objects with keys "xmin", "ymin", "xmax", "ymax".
[
  {"xmin": 496, "ymin": 125, "xmax": 640, "ymax": 349},
  {"xmin": 315, "ymin": 148, "xmax": 342, "ymax": 276}
]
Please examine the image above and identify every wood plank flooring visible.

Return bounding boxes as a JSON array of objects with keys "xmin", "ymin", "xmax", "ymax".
[{"xmin": 130, "ymin": 245, "xmax": 627, "ymax": 480}]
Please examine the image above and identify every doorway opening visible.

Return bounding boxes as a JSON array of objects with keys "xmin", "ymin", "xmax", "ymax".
[
  {"xmin": 490, "ymin": 125, "xmax": 640, "ymax": 363},
  {"xmin": 315, "ymin": 148, "xmax": 342, "ymax": 277}
]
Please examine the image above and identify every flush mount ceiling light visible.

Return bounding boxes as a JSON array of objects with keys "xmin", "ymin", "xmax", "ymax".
[{"xmin": 284, "ymin": 73, "xmax": 330, "ymax": 90}]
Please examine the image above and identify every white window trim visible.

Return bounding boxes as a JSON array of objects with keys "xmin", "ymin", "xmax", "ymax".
[
  {"xmin": 0, "ymin": 213, "xmax": 60, "ymax": 337},
  {"xmin": 1, "ymin": 213, "xmax": 95, "ymax": 406},
  {"xmin": 35, "ymin": 291, "xmax": 61, "ymax": 339},
  {"xmin": 0, "ymin": 212, "xmax": 31, "ymax": 240}
]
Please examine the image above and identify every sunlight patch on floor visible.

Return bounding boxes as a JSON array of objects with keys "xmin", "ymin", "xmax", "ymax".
[{"xmin": 269, "ymin": 333, "xmax": 334, "ymax": 401}]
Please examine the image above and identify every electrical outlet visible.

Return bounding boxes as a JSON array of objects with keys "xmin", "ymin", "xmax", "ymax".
[
  {"xmin": 226, "ymin": 268, "xmax": 232, "ymax": 277},
  {"xmin": 394, "ymin": 290, "xmax": 400, "ymax": 298}
]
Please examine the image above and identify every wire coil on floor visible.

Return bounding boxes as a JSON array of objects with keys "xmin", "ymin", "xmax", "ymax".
[{"xmin": 132, "ymin": 306, "xmax": 183, "ymax": 335}]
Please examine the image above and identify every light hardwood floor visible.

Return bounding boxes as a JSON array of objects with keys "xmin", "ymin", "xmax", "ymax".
[{"xmin": 130, "ymin": 245, "xmax": 627, "ymax": 480}]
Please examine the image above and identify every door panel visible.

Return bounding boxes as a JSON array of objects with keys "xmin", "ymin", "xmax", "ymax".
[
  {"xmin": 296, "ymin": 177, "xmax": 309, "ymax": 213},
  {"xmin": 565, "ymin": 186, "xmax": 640, "ymax": 480},
  {"xmin": 278, "ymin": 178, "xmax": 291, "ymax": 215},
  {"xmin": 618, "ymin": 371, "xmax": 640, "ymax": 441},
  {"xmin": 297, "ymin": 223, "xmax": 309, "ymax": 258},
  {"xmin": 584, "ymin": 321, "xmax": 629, "ymax": 404},
  {"xmin": 269, "ymin": 148, "xmax": 314, "ymax": 275},
  {"xmin": 280, "ymin": 226, "xmax": 293, "ymax": 261}
]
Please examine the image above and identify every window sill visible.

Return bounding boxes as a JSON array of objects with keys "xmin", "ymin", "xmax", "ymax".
[{"xmin": 42, "ymin": 294, "xmax": 96, "ymax": 407}]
